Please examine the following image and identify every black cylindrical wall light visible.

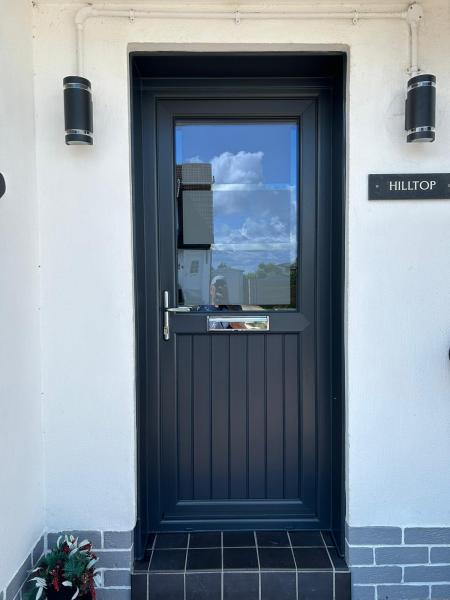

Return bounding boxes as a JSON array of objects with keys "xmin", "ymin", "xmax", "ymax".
[
  {"xmin": 0, "ymin": 173, "xmax": 5, "ymax": 199},
  {"xmin": 63, "ymin": 76, "xmax": 93, "ymax": 145},
  {"xmin": 405, "ymin": 73, "xmax": 436, "ymax": 143}
]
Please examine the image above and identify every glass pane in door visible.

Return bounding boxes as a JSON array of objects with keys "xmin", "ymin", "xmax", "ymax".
[{"xmin": 175, "ymin": 121, "xmax": 298, "ymax": 310}]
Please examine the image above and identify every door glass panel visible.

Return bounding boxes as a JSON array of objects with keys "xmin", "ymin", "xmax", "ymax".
[{"xmin": 175, "ymin": 121, "xmax": 298, "ymax": 310}]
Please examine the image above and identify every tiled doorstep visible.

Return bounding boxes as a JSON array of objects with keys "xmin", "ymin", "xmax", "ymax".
[
  {"xmin": 132, "ymin": 531, "xmax": 350, "ymax": 600},
  {"xmin": 134, "ymin": 530, "xmax": 347, "ymax": 573}
]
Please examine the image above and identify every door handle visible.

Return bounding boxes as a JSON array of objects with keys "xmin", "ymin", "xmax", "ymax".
[{"xmin": 163, "ymin": 290, "xmax": 190, "ymax": 340}]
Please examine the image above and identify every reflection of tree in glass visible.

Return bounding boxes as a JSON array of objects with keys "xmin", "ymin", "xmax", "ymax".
[
  {"xmin": 211, "ymin": 262, "xmax": 297, "ymax": 309},
  {"xmin": 255, "ymin": 262, "xmax": 287, "ymax": 277},
  {"xmin": 290, "ymin": 264, "xmax": 297, "ymax": 308}
]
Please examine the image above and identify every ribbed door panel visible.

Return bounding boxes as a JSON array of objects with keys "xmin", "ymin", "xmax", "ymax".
[{"xmin": 175, "ymin": 334, "xmax": 301, "ymax": 503}]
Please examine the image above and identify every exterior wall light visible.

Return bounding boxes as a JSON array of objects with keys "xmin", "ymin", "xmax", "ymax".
[
  {"xmin": 63, "ymin": 76, "xmax": 93, "ymax": 145},
  {"xmin": 405, "ymin": 73, "xmax": 436, "ymax": 143}
]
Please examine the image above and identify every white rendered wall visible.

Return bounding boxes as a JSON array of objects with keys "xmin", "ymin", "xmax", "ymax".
[
  {"xmin": 0, "ymin": 0, "xmax": 44, "ymax": 591},
  {"xmin": 32, "ymin": 0, "xmax": 450, "ymax": 531}
]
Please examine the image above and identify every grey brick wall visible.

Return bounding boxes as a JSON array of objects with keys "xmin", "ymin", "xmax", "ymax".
[
  {"xmin": 347, "ymin": 526, "xmax": 450, "ymax": 599},
  {"xmin": 1, "ymin": 535, "xmax": 44, "ymax": 600},
  {"xmin": 1, "ymin": 531, "xmax": 132, "ymax": 600}
]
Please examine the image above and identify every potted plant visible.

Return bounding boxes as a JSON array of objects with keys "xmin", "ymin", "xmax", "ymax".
[{"xmin": 29, "ymin": 535, "xmax": 101, "ymax": 600}]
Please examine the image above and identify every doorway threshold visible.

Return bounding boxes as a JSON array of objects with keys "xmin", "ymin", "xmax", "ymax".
[{"xmin": 132, "ymin": 530, "xmax": 350, "ymax": 599}]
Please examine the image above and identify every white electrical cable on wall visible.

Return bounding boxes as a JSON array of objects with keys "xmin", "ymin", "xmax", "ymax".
[{"xmin": 73, "ymin": 2, "xmax": 424, "ymax": 78}]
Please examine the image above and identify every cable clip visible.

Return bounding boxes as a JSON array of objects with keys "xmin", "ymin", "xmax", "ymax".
[
  {"xmin": 352, "ymin": 10, "xmax": 359, "ymax": 25},
  {"xmin": 235, "ymin": 10, "xmax": 241, "ymax": 25},
  {"xmin": 129, "ymin": 9, "xmax": 135, "ymax": 23}
]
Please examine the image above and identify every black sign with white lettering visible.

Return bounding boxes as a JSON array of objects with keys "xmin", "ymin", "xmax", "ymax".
[{"xmin": 369, "ymin": 174, "xmax": 450, "ymax": 200}]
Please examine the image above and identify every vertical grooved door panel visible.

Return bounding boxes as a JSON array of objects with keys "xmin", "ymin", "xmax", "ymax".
[
  {"xmin": 229, "ymin": 336, "xmax": 248, "ymax": 499},
  {"xmin": 248, "ymin": 335, "xmax": 266, "ymax": 499},
  {"xmin": 177, "ymin": 336, "xmax": 193, "ymax": 500},
  {"xmin": 211, "ymin": 335, "xmax": 230, "ymax": 499},
  {"xmin": 266, "ymin": 335, "xmax": 284, "ymax": 499},
  {"xmin": 175, "ymin": 333, "xmax": 308, "ymax": 506},
  {"xmin": 284, "ymin": 335, "xmax": 300, "ymax": 499},
  {"xmin": 192, "ymin": 335, "xmax": 211, "ymax": 500}
]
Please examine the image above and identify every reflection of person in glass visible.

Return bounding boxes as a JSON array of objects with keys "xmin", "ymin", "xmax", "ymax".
[
  {"xmin": 210, "ymin": 275, "xmax": 228, "ymax": 307},
  {"xmin": 209, "ymin": 275, "xmax": 244, "ymax": 329}
]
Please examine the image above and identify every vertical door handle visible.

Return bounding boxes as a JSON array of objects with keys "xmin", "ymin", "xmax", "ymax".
[{"xmin": 163, "ymin": 291, "xmax": 190, "ymax": 340}]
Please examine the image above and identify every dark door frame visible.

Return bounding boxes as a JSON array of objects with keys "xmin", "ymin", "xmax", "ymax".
[{"xmin": 130, "ymin": 52, "xmax": 347, "ymax": 557}]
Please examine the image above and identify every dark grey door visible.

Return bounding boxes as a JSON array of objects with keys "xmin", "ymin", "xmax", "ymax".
[{"xmin": 152, "ymin": 96, "xmax": 332, "ymax": 530}]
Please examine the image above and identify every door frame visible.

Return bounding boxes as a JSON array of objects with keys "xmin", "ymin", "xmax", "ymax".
[{"xmin": 130, "ymin": 52, "xmax": 347, "ymax": 557}]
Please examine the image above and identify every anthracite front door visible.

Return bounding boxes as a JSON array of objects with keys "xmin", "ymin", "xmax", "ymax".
[{"xmin": 145, "ymin": 93, "xmax": 332, "ymax": 531}]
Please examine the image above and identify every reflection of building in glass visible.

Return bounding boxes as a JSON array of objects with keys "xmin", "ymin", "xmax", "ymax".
[
  {"xmin": 177, "ymin": 163, "xmax": 214, "ymax": 305},
  {"xmin": 178, "ymin": 249, "xmax": 211, "ymax": 305},
  {"xmin": 214, "ymin": 265, "xmax": 244, "ymax": 305},
  {"xmin": 176, "ymin": 163, "xmax": 214, "ymax": 247}
]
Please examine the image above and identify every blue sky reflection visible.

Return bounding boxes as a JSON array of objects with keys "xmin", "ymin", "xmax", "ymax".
[
  {"xmin": 175, "ymin": 121, "xmax": 298, "ymax": 304},
  {"xmin": 176, "ymin": 122, "xmax": 298, "ymax": 275}
]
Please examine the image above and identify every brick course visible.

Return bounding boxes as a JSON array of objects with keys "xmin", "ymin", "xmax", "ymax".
[{"xmin": 347, "ymin": 526, "xmax": 450, "ymax": 600}]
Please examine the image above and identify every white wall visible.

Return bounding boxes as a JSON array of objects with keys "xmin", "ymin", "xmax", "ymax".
[
  {"xmin": 34, "ymin": 2, "xmax": 137, "ymax": 532},
  {"xmin": 0, "ymin": 0, "xmax": 44, "ymax": 591},
  {"xmin": 32, "ymin": 0, "xmax": 450, "ymax": 531}
]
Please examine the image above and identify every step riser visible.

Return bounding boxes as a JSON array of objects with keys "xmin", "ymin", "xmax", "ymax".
[{"xmin": 132, "ymin": 570, "xmax": 351, "ymax": 600}]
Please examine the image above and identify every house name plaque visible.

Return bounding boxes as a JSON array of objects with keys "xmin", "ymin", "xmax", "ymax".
[{"xmin": 369, "ymin": 173, "xmax": 450, "ymax": 200}]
